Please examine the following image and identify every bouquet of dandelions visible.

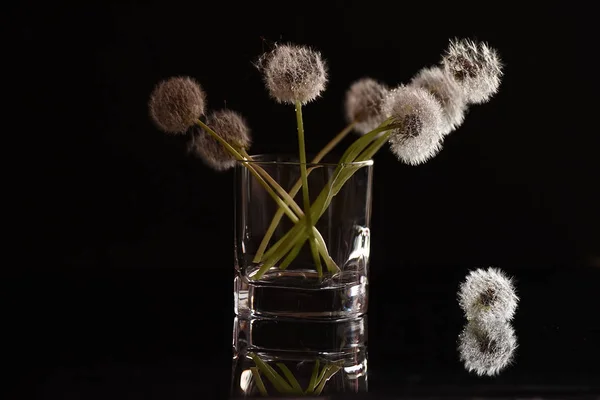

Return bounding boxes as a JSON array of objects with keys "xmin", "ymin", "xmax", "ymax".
[{"xmin": 148, "ymin": 38, "xmax": 503, "ymax": 280}]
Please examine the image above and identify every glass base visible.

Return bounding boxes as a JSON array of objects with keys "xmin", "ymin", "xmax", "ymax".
[{"xmin": 234, "ymin": 269, "xmax": 368, "ymax": 320}]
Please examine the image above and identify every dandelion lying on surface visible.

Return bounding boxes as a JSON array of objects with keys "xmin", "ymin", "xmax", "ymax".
[
  {"xmin": 458, "ymin": 319, "xmax": 517, "ymax": 376},
  {"xmin": 345, "ymin": 77, "xmax": 389, "ymax": 135},
  {"xmin": 257, "ymin": 43, "xmax": 328, "ymax": 105},
  {"xmin": 441, "ymin": 38, "xmax": 503, "ymax": 104},
  {"xmin": 189, "ymin": 109, "xmax": 252, "ymax": 171},
  {"xmin": 148, "ymin": 76, "xmax": 206, "ymax": 134},
  {"xmin": 382, "ymin": 86, "xmax": 445, "ymax": 166},
  {"xmin": 410, "ymin": 66, "xmax": 467, "ymax": 135},
  {"xmin": 458, "ymin": 267, "xmax": 519, "ymax": 324}
]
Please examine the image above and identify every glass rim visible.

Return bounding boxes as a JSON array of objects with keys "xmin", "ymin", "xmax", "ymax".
[{"xmin": 236, "ymin": 153, "xmax": 374, "ymax": 168}]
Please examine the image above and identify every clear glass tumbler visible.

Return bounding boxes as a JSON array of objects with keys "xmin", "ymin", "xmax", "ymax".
[{"xmin": 234, "ymin": 154, "xmax": 373, "ymax": 319}]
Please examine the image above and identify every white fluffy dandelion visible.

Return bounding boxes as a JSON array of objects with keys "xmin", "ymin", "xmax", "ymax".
[
  {"xmin": 458, "ymin": 319, "xmax": 517, "ymax": 376},
  {"xmin": 441, "ymin": 38, "xmax": 503, "ymax": 104},
  {"xmin": 189, "ymin": 109, "xmax": 252, "ymax": 171},
  {"xmin": 381, "ymin": 86, "xmax": 445, "ymax": 166},
  {"xmin": 410, "ymin": 66, "xmax": 467, "ymax": 135},
  {"xmin": 258, "ymin": 43, "xmax": 328, "ymax": 105},
  {"xmin": 149, "ymin": 76, "xmax": 207, "ymax": 134},
  {"xmin": 458, "ymin": 267, "xmax": 519, "ymax": 324},
  {"xmin": 344, "ymin": 77, "xmax": 389, "ymax": 135}
]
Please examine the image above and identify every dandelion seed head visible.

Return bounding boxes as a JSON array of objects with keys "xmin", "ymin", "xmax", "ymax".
[
  {"xmin": 458, "ymin": 267, "xmax": 519, "ymax": 324},
  {"xmin": 458, "ymin": 320, "xmax": 517, "ymax": 376},
  {"xmin": 382, "ymin": 86, "xmax": 445, "ymax": 166},
  {"xmin": 410, "ymin": 66, "xmax": 467, "ymax": 135},
  {"xmin": 345, "ymin": 77, "xmax": 389, "ymax": 135},
  {"xmin": 189, "ymin": 109, "xmax": 251, "ymax": 171},
  {"xmin": 257, "ymin": 43, "xmax": 328, "ymax": 105},
  {"xmin": 149, "ymin": 76, "xmax": 206, "ymax": 134},
  {"xmin": 441, "ymin": 38, "xmax": 503, "ymax": 104}
]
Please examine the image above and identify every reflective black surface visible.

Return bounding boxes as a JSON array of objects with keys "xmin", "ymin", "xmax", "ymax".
[
  {"xmin": 7, "ymin": 265, "xmax": 600, "ymax": 398},
  {"xmin": 12, "ymin": 0, "xmax": 599, "ymax": 398}
]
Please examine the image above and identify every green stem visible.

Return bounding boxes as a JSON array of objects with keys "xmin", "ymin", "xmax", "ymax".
[
  {"xmin": 249, "ymin": 353, "xmax": 294, "ymax": 394},
  {"xmin": 274, "ymin": 224, "xmax": 339, "ymax": 274},
  {"xmin": 254, "ymin": 174, "xmax": 343, "ymax": 279},
  {"xmin": 239, "ymin": 148, "xmax": 304, "ymax": 218},
  {"xmin": 196, "ymin": 120, "xmax": 299, "ymax": 224},
  {"xmin": 277, "ymin": 231, "xmax": 339, "ymax": 274},
  {"xmin": 261, "ymin": 224, "xmax": 294, "ymax": 262},
  {"xmin": 259, "ymin": 120, "xmax": 397, "ymax": 262},
  {"xmin": 305, "ymin": 359, "xmax": 320, "ymax": 394},
  {"xmin": 276, "ymin": 363, "xmax": 303, "ymax": 394},
  {"xmin": 250, "ymin": 367, "xmax": 268, "ymax": 396},
  {"xmin": 314, "ymin": 363, "xmax": 330, "ymax": 389},
  {"xmin": 277, "ymin": 241, "xmax": 304, "ymax": 271},
  {"xmin": 315, "ymin": 121, "xmax": 356, "ymax": 163},
  {"xmin": 198, "ymin": 119, "xmax": 337, "ymax": 277},
  {"xmin": 252, "ymin": 220, "xmax": 334, "ymax": 279},
  {"xmin": 313, "ymin": 227, "xmax": 340, "ymax": 273},
  {"xmin": 252, "ymin": 214, "xmax": 312, "ymax": 279},
  {"xmin": 197, "ymin": 119, "xmax": 334, "ymax": 279},
  {"xmin": 239, "ymin": 148, "xmax": 333, "ymax": 274},
  {"xmin": 357, "ymin": 130, "xmax": 394, "ymax": 161},
  {"xmin": 256, "ymin": 123, "xmax": 399, "ymax": 278},
  {"xmin": 295, "ymin": 100, "xmax": 323, "ymax": 277},
  {"xmin": 313, "ymin": 364, "xmax": 341, "ymax": 395},
  {"xmin": 253, "ymin": 122, "xmax": 356, "ymax": 263}
]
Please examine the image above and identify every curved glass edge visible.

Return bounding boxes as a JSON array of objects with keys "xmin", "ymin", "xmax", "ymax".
[{"xmin": 236, "ymin": 153, "xmax": 374, "ymax": 168}]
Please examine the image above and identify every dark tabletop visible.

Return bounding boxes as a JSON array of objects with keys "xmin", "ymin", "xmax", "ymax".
[
  {"xmin": 9, "ymin": 1, "xmax": 599, "ymax": 398},
  {"xmin": 7, "ymin": 265, "xmax": 600, "ymax": 399}
]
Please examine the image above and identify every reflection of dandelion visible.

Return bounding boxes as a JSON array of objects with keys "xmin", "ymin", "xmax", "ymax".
[
  {"xmin": 458, "ymin": 320, "xmax": 517, "ymax": 376},
  {"xmin": 458, "ymin": 267, "xmax": 518, "ymax": 325}
]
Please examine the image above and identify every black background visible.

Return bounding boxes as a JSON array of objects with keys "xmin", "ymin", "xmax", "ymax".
[{"xmin": 8, "ymin": 1, "xmax": 600, "ymax": 398}]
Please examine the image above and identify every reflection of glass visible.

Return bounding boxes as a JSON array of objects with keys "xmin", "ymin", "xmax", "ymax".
[{"xmin": 231, "ymin": 316, "xmax": 368, "ymax": 397}]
